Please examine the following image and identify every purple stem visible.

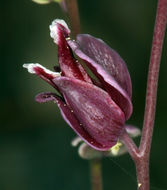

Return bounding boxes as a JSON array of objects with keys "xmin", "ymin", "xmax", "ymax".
[
  {"xmin": 137, "ymin": 1, "xmax": 167, "ymax": 189},
  {"xmin": 121, "ymin": 0, "xmax": 167, "ymax": 189},
  {"xmin": 64, "ymin": 0, "xmax": 81, "ymax": 38},
  {"xmin": 139, "ymin": 0, "xmax": 167, "ymax": 156},
  {"xmin": 120, "ymin": 131, "xmax": 139, "ymax": 161}
]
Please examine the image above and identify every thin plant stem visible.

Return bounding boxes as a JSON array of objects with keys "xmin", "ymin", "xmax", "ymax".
[
  {"xmin": 139, "ymin": 0, "xmax": 167, "ymax": 156},
  {"xmin": 136, "ymin": 1, "xmax": 167, "ymax": 189},
  {"xmin": 120, "ymin": 131, "xmax": 139, "ymax": 161},
  {"xmin": 121, "ymin": 131, "xmax": 150, "ymax": 190},
  {"xmin": 64, "ymin": 0, "xmax": 81, "ymax": 38},
  {"xmin": 134, "ymin": 157, "xmax": 150, "ymax": 190},
  {"xmin": 121, "ymin": 1, "xmax": 167, "ymax": 189},
  {"xmin": 90, "ymin": 159, "xmax": 103, "ymax": 190}
]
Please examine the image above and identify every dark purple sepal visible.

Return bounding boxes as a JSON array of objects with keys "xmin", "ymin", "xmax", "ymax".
[
  {"xmin": 35, "ymin": 92, "xmax": 115, "ymax": 150},
  {"xmin": 55, "ymin": 23, "xmax": 92, "ymax": 83},
  {"xmin": 76, "ymin": 34, "xmax": 132, "ymax": 97},
  {"xmin": 32, "ymin": 66, "xmax": 59, "ymax": 90},
  {"xmin": 68, "ymin": 35, "xmax": 133, "ymax": 119},
  {"xmin": 53, "ymin": 76, "xmax": 126, "ymax": 150},
  {"xmin": 103, "ymin": 82, "xmax": 133, "ymax": 120}
]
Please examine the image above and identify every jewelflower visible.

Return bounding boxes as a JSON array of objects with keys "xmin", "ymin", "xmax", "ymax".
[{"xmin": 23, "ymin": 19, "xmax": 133, "ymax": 151}]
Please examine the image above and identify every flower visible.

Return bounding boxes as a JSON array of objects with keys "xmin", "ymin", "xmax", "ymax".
[{"xmin": 23, "ymin": 19, "xmax": 133, "ymax": 151}]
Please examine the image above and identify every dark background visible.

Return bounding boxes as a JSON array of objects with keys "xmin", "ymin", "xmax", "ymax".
[{"xmin": 1, "ymin": 0, "xmax": 167, "ymax": 190}]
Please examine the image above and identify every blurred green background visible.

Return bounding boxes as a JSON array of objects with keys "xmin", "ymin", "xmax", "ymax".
[{"xmin": 1, "ymin": 0, "xmax": 167, "ymax": 190}]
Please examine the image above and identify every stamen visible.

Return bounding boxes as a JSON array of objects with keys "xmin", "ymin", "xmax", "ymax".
[
  {"xmin": 110, "ymin": 141, "xmax": 122, "ymax": 156},
  {"xmin": 65, "ymin": 37, "xmax": 71, "ymax": 41}
]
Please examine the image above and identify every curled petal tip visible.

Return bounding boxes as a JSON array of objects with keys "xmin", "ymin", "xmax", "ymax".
[
  {"xmin": 53, "ymin": 19, "xmax": 70, "ymax": 33},
  {"xmin": 125, "ymin": 125, "xmax": 141, "ymax": 138},
  {"xmin": 23, "ymin": 63, "xmax": 61, "ymax": 77},
  {"xmin": 49, "ymin": 19, "xmax": 70, "ymax": 44},
  {"xmin": 71, "ymin": 136, "xmax": 82, "ymax": 147},
  {"xmin": 23, "ymin": 63, "xmax": 40, "ymax": 74}
]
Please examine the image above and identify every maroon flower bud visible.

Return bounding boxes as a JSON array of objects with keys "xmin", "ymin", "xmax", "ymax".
[{"xmin": 23, "ymin": 19, "xmax": 133, "ymax": 151}]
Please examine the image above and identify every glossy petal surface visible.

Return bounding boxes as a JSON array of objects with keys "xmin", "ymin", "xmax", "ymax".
[
  {"xmin": 35, "ymin": 92, "xmax": 117, "ymax": 150},
  {"xmin": 53, "ymin": 77, "xmax": 125, "ymax": 150},
  {"xmin": 68, "ymin": 35, "xmax": 133, "ymax": 119},
  {"xmin": 76, "ymin": 34, "xmax": 132, "ymax": 97},
  {"xmin": 50, "ymin": 20, "xmax": 92, "ymax": 83}
]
